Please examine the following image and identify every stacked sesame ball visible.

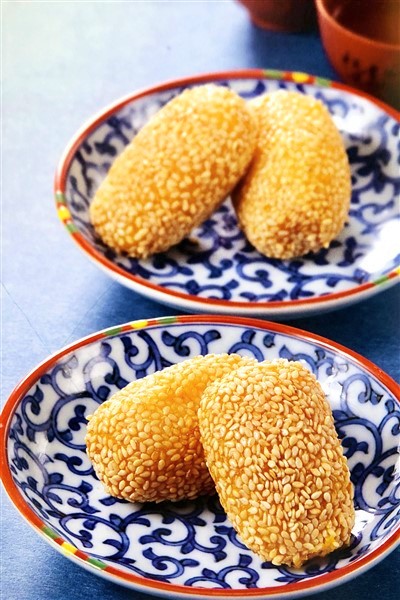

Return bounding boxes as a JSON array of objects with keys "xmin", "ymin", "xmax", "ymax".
[{"xmin": 86, "ymin": 355, "xmax": 355, "ymax": 567}]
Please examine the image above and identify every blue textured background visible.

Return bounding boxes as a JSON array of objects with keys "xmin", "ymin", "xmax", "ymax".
[{"xmin": 1, "ymin": 1, "xmax": 399, "ymax": 599}]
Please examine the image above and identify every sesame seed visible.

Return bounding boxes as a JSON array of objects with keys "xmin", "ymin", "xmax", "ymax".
[{"xmin": 283, "ymin": 483, "xmax": 292, "ymax": 496}]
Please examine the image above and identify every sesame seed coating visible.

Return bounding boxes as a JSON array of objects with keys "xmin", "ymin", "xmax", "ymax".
[
  {"xmin": 90, "ymin": 84, "xmax": 257, "ymax": 257},
  {"xmin": 85, "ymin": 353, "xmax": 255, "ymax": 503},
  {"xmin": 198, "ymin": 359, "xmax": 355, "ymax": 567},
  {"xmin": 233, "ymin": 91, "xmax": 351, "ymax": 259}
]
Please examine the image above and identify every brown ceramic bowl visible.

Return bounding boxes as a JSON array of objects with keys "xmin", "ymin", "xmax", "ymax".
[
  {"xmin": 237, "ymin": 0, "xmax": 316, "ymax": 32},
  {"xmin": 316, "ymin": 0, "xmax": 400, "ymax": 107}
]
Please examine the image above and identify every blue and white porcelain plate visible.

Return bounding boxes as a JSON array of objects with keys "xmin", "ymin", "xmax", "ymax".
[
  {"xmin": 55, "ymin": 70, "xmax": 400, "ymax": 318},
  {"xmin": 1, "ymin": 315, "xmax": 399, "ymax": 598}
]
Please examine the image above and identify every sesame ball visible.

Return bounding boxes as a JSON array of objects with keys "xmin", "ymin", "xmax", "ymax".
[
  {"xmin": 90, "ymin": 84, "xmax": 257, "ymax": 257},
  {"xmin": 198, "ymin": 359, "xmax": 355, "ymax": 567},
  {"xmin": 233, "ymin": 91, "xmax": 351, "ymax": 258},
  {"xmin": 85, "ymin": 353, "xmax": 255, "ymax": 503}
]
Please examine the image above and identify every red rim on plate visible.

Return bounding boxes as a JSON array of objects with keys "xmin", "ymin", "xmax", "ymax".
[
  {"xmin": 54, "ymin": 69, "xmax": 400, "ymax": 315},
  {"xmin": 1, "ymin": 315, "xmax": 399, "ymax": 597}
]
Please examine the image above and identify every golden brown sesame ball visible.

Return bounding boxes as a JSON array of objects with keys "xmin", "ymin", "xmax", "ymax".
[
  {"xmin": 85, "ymin": 353, "xmax": 256, "ymax": 503},
  {"xmin": 89, "ymin": 84, "xmax": 257, "ymax": 257},
  {"xmin": 233, "ymin": 91, "xmax": 351, "ymax": 258},
  {"xmin": 199, "ymin": 359, "xmax": 355, "ymax": 567}
]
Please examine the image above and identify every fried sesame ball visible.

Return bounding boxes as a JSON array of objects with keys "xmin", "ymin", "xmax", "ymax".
[
  {"xmin": 85, "ymin": 353, "xmax": 255, "ymax": 503},
  {"xmin": 198, "ymin": 359, "xmax": 355, "ymax": 567},
  {"xmin": 90, "ymin": 84, "xmax": 257, "ymax": 257},
  {"xmin": 233, "ymin": 91, "xmax": 351, "ymax": 258}
]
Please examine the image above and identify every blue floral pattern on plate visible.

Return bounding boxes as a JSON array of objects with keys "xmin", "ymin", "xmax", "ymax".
[
  {"xmin": 60, "ymin": 76, "xmax": 400, "ymax": 315},
  {"xmin": 5, "ymin": 319, "xmax": 400, "ymax": 596}
]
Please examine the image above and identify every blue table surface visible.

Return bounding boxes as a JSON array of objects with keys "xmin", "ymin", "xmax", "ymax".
[{"xmin": 1, "ymin": 2, "xmax": 399, "ymax": 599}]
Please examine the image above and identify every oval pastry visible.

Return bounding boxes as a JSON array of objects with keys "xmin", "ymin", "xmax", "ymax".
[
  {"xmin": 233, "ymin": 90, "xmax": 351, "ymax": 258},
  {"xmin": 90, "ymin": 84, "xmax": 257, "ymax": 257},
  {"xmin": 199, "ymin": 359, "xmax": 355, "ymax": 567},
  {"xmin": 85, "ymin": 353, "xmax": 255, "ymax": 503}
]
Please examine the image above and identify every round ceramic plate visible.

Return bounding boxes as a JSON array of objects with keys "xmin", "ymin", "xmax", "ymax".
[
  {"xmin": 55, "ymin": 70, "xmax": 399, "ymax": 318},
  {"xmin": 1, "ymin": 315, "xmax": 399, "ymax": 598}
]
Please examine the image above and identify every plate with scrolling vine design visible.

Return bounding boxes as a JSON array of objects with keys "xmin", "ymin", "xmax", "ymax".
[
  {"xmin": 55, "ymin": 70, "xmax": 399, "ymax": 318},
  {"xmin": 1, "ymin": 315, "xmax": 399, "ymax": 598}
]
